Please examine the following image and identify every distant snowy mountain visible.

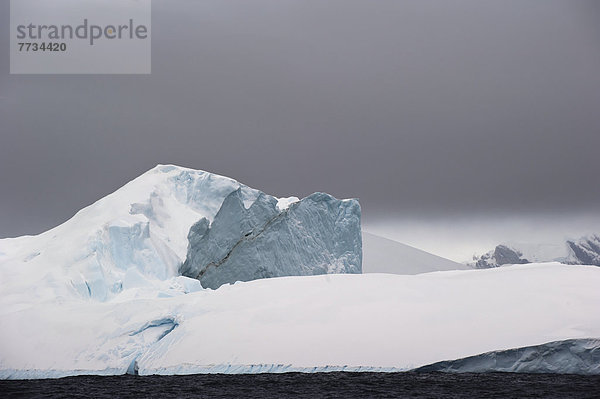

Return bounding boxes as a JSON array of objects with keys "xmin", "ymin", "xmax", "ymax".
[
  {"xmin": 472, "ymin": 245, "xmax": 531, "ymax": 269},
  {"xmin": 471, "ymin": 234, "xmax": 600, "ymax": 268},
  {"xmin": 566, "ymin": 235, "xmax": 600, "ymax": 266},
  {"xmin": 362, "ymin": 232, "xmax": 468, "ymax": 274}
]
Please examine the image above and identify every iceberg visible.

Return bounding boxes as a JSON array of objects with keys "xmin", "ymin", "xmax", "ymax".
[
  {"xmin": 0, "ymin": 164, "xmax": 360, "ymax": 300},
  {"xmin": 180, "ymin": 189, "xmax": 362, "ymax": 289},
  {"xmin": 0, "ymin": 165, "xmax": 265, "ymax": 302},
  {"xmin": 3, "ymin": 263, "xmax": 600, "ymax": 378},
  {"xmin": 1, "ymin": 165, "xmax": 600, "ymax": 378}
]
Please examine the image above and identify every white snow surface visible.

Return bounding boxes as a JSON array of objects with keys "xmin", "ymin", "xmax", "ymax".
[
  {"xmin": 276, "ymin": 196, "xmax": 300, "ymax": 211},
  {"xmin": 1, "ymin": 263, "xmax": 599, "ymax": 378}
]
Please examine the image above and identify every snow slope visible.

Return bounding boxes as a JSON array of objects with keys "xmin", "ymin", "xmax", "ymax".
[
  {"xmin": 362, "ymin": 232, "xmax": 467, "ymax": 274},
  {"xmin": 1, "ymin": 263, "xmax": 599, "ymax": 378},
  {"xmin": 0, "ymin": 164, "xmax": 262, "ymax": 302}
]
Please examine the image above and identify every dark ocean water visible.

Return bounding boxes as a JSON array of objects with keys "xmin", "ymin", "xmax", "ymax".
[{"xmin": 1, "ymin": 372, "xmax": 599, "ymax": 399}]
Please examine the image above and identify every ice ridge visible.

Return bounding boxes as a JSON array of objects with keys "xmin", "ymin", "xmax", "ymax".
[{"xmin": 180, "ymin": 190, "xmax": 362, "ymax": 289}]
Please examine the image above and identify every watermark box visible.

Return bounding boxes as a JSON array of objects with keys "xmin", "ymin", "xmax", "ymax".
[{"xmin": 10, "ymin": 0, "xmax": 151, "ymax": 74}]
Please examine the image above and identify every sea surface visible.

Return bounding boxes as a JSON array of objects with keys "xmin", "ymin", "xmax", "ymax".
[{"xmin": 1, "ymin": 372, "xmax": 599, "ymax": 398}]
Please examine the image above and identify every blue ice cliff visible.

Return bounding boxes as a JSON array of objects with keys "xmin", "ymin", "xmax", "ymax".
[{"xmin": 180, "ymin": 189, "xmax": 362, "ymax": 289}]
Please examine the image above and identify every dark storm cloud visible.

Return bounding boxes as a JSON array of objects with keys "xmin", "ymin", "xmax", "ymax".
[{"xmin": 1, "ymin": 0, "xmax": 599, "ymax": 237}]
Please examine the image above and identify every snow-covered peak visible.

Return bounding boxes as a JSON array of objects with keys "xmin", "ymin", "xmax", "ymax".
[
  {"xmin": 0, "ymin": 165, "xmax": 267, "ymax": 302},
  {"xmin": 566, "ymin": 234, "xmax": 600, "ymax": 266},
  {"xmin": 471, "ymin": 234, "xmax": 600, "ymax": 268},
  {"xmin": 64, "ymin": 164, "xmax": 260, "ymax": 236}
]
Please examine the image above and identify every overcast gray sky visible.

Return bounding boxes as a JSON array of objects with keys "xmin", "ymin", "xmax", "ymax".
[{"xmin": 1, "ymin": 0, "xmax": 599, "ymax": 245}]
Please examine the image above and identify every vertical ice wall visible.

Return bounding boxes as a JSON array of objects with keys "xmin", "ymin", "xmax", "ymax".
[{"xmin": 180, "ymin": 190, "xmax": 362, "ymax": 289}]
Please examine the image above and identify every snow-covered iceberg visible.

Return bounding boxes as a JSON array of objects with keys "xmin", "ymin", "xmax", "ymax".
[
  {"xmin": 0, "ymin": 165, "xmax": 360, "ymax": 302},
  {"xmin": 1, "ymin": 165, "xmax": 600, "ymax": 378},
  {"xmin": 2, "ymin": 263, "xmax": 600, "ymax": 378},
  {"xmin": 0, "ymin": 165, "xmax": 264, "ymax": 303}
]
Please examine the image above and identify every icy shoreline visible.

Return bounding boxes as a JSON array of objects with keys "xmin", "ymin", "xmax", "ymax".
[
  {"xmin": 2, "ymin": 166, "xmax": 599, "ymax": 379},
  {"xmin": 4, "ymin": 336, "xmax": 600, "ymax": 379},
  {"xmin": 2, "ymin": 265, "xmax": 600, "ymax": 379}
]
